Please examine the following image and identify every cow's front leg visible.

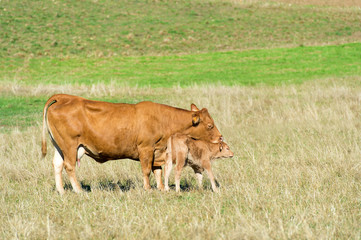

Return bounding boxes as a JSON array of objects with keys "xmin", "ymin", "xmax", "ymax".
[
  {"xmin": 139, "ymin": 148, "xmax": 154, "ymax": 190},
  {"xmin": 64, "ymin": 163, "xmax": 82, "ymax": 193},
  {"xmin": 152, "ymin": 166, "xmax": 164, "ymax": 191}
]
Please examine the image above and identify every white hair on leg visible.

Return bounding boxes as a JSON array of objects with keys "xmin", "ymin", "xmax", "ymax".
[{"xmin": 53, "ymin": 149, "xmax": 64, "ymax": 195}]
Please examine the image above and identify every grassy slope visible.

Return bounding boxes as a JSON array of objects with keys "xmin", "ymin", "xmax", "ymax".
[
  {"xmin": 1, "ymin": 0, "xmax": 360, "ymax": 88},
  {"xmin": 0, "ymin": 0, "xmax": 360, "ymax": 57}
]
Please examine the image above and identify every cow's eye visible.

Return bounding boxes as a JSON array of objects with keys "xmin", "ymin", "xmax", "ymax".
[{"xmin": 207, "ymin": 124, "xmax": 213, "ymax": 129}]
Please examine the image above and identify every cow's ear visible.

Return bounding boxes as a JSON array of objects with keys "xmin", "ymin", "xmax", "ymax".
[
  {"xmin": 191, "ymin": 104, "xmax": 199, "ymax": 112},
  {"xmin": 192, "ymin": 113, "xmax": 200, "ymax": 126}
]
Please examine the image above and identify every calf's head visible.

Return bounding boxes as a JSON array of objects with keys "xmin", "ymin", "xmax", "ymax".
[
  {"xmin": 216, "ymin": 142, "xmax": 234, "ymax": 159},
  {"xmin": 187, "ymin": 104, "xmax": 223, "ymax": 143}
]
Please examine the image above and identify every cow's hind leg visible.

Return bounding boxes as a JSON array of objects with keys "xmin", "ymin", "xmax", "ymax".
[
  {"xmin": 53, "ymin": 149, "xmax": 65, "ymax": 195},
  {"xmin": 152, "ymin": 166, "xmax": 164, "ymax": 191},
  {"xmin": 63, "ymin": 148, "xmax": 82, "ymax": 193}
]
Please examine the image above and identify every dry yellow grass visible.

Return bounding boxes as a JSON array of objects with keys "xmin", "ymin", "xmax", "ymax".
[
  {"xmin": 236, "ymin": 0, "xmax": 361, "ymax": 7},
  {"xmin": 272, "ymin": 0, "xmax": 361, "ymax": 7},
  {"xmin": 0, "ymin": 77, "xmax": 360, "ymax": 239}
]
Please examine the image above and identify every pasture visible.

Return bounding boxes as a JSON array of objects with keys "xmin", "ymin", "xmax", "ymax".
[{"xmin": 0, "ymin": 0, "xmax": 360, "ymax": 239}]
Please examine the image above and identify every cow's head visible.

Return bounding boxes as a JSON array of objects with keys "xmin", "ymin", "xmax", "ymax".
[
  {"xmin": 216, "ymin": 142, "xmax": 234, "ymax": 159},
  {"xmin": 187, "ymin": 103, "xmax": 223, "ymax": 143}
]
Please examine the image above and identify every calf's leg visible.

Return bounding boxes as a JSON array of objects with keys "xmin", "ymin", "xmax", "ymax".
[
  {"xmin": 174, "ymin": 168, "xmax": 182, "ymax": 193},
  {"xmin": 194, "ymin": 170, "xmax": 203, "ymax": 190},
  {"xmin": 203, "ymin": 162, "xmax": 218, "ymax": 193},
  {"xmin": 174, "ymin": 152, "xmax": 186, "ymax": 192},
  {"xmin": 164, "ymin": 153, "xmax": 173, "ymax": 191}
]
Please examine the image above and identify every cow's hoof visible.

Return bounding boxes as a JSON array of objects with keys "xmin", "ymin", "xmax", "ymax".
[{"xmin": 57, "ymin": 190, "xmax": 65, "ymax": 195}]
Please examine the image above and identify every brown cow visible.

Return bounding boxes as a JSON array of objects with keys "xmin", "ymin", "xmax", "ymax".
[
  {"xmin": 164, "ymin": 133, "xmax": 233, "ymax": 192},
  {"xmin": 41, "ymin": 94, "xmax": 223, "ymax": 194}
]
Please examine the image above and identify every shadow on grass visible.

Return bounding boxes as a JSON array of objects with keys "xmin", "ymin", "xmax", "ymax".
[
  {"xmin": 61, "ymin": 178, "xmax": 220, "ymax": 193},
  {"xmin": 97, "ymin": 179, "xmax": 135, "ymax": 192},
  {"xmin": 167, "ymin": 179, "xmax": 221, "ymax": 192},
  {"xmin": 166, "ymin": 178, "xmax": 216, "ymax": 192},
  {"xmin": 62, "ymin": 179, "xmax": 136, "ymax": 193},
  {"xmin": 165, "ymin": 183, "xmax": 192, "ymax": 192}
]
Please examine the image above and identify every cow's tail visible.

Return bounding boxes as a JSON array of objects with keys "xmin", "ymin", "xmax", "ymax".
[{"xmin": 42, "ymin": 98, "xmax": 57, "ymax": 158}]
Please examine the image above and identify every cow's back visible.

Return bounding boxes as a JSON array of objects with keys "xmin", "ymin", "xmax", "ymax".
[{"xmin": 46, "ymin": 94, "xmax": 139, "ymax": 160}]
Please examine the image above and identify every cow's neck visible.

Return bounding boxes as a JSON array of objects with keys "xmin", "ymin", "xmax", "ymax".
[{"xmin": 166, "ymin": 109, "xmax": 194, "ymax": 135}]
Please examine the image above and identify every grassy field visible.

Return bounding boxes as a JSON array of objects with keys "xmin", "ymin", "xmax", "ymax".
[
  {"xmin": 0, "ymin": 0, "xmax": 360, "ymax": 239},
  {"xmin": 1, "ymin": 43, "xmax": 360, "ymax": 87},
  {"xmin": 1, "ymin": 79, "xmax": 360, "ymax": 239}
]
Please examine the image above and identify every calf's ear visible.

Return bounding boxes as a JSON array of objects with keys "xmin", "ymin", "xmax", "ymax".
[
  {"xmin": 191, "ymin": 103, "xmax": 199, "ymax": 112},
  {"xmin": 192, "ymin": 113, "xmax": 200, "ymax": 126}
]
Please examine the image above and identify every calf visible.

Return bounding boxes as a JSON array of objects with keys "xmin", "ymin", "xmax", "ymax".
[{"xmin": 164, "ymin": 133, "xmax": 233, "ymax": 192}]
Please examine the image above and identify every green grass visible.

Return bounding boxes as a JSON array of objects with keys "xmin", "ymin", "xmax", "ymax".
[
  {"xmin": 0, "ymin": 96, "xmax": 44, "ymax": 130},
  {"xmin": 1, "ymin": 0, "xmax": 360, "ymax": 58},
  {"xmin": 1, "ymin": 43, "xmax": 360, "ymax": 87}
]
